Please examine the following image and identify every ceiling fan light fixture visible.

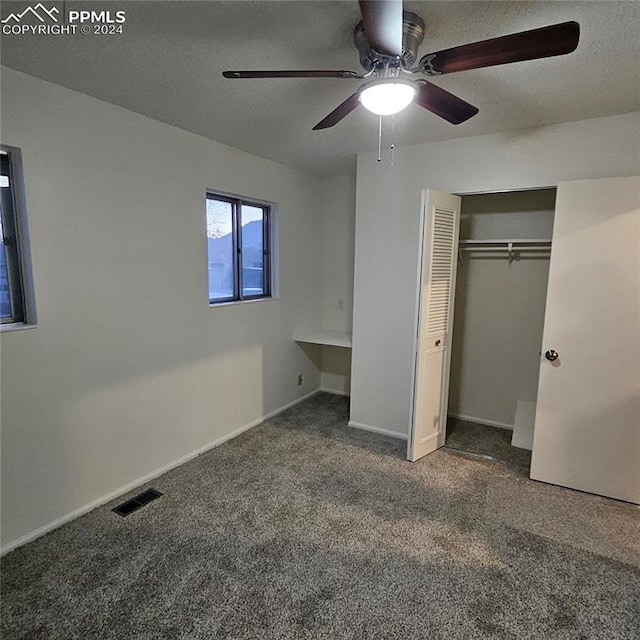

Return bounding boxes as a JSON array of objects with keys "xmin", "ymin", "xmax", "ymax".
[{"xmin": 358, "ymin": 79, "xmax": 417, "ymax": 116}]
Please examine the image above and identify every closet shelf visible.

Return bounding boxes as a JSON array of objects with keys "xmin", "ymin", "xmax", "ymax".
[
  {"xmin": 294, "ymin": 330, "xmax": 352, "ymax": 348},
  {"xmin": 458, "ymin": 239, "xmax": 551, "ymax": 264}
]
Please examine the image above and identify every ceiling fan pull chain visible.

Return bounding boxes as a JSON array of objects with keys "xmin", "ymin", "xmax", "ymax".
[
  {"xmin": 377, "ymin": 115, "xmax": 383, "ymax": 162},
  {"xmin": 389, "ymin": 114, "xmax": 396, "ymax": 166}
]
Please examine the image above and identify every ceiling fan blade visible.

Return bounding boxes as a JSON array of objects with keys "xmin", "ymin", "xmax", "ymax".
[
  {"xmin": 358, "ymin": 0, "xmax": 403, "ymax": 57},
  {"xmin": 313, "ymin": 92, "xmax": 361, "ymax": 130},
  {"xmin": 419, "ymin": 21, "xmax": 580, "ymax": 76},
  {"xmin": 223, "ymin": 70, "xmax": 362, "ymax": 79},
  {"xmin": 415, "ymin": 81, "xmax": 479, "ymax": 125}
]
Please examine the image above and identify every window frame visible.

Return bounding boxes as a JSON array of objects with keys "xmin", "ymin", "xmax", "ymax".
[
  {"xmin": 1, "ymin": 145, "xmax": 35, "ymax": 328},
  {"xmin": 206, "ymin": 192, "xmax": 272, "ymax": 305}
]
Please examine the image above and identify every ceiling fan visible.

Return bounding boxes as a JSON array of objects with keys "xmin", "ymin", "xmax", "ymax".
[{"xmin": 223, "ymin": 1, "xmax": 580, "ymax": 130}]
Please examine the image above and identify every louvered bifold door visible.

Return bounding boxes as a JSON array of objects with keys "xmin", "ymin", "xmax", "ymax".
[
  {"xmin": 409, "ymin": 191, "xmax": 461, "ymax": 462},
  {"xmin": 428, "ymin": 209, "xmax": 457, "ymax": 336}
]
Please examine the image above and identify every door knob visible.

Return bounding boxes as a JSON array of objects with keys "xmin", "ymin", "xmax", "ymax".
[{"xmin": 545, "ymin": 349, "xmax": 559, "ymax": 361}]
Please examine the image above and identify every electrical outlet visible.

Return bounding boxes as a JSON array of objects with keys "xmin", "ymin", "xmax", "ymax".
[
  {"xmin": 337, "ymin": 298, "xmax": 345, "ymax": 311},
  {"xmin": 297, "ymin": 374, "xmax": 303, "ymax": 386}
]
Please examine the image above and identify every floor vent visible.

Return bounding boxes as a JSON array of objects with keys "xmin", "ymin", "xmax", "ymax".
[{"xmin": 112, "ymin": 489, "xmax": 163, "ymax": 517}]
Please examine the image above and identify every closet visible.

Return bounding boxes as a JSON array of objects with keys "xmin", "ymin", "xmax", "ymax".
[
  {"xmin": 409, "ymin": 178, "xmax": 638, "ymax": 503},
  {"xmin": 447, "ymin": 189, "xmax": 556, "ymax": 462}
]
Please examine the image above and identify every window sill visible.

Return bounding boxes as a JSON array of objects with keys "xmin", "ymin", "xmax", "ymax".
[
  {"xmin": 1, "ymin": 322, "xmax": 38, "ymax": 333},
  {"xmin": 209, "ymin": 296, "xmax": 279, "ymax": 309}
]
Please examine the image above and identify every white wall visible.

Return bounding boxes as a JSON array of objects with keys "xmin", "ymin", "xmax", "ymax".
[
  {"xmin": 319, "ymin": 175, "xmax": 355, "ymax": 395},
  {"xmin": 449, "ymin": 190, "xmax": 555, "ymax": 428},
  {"xmin": 351, "ymin": 112, "xmax": 640, "ymax": 438},
  {"xmin": 0, "ymin": 68, "xmax": 324, "ymax": 549}
]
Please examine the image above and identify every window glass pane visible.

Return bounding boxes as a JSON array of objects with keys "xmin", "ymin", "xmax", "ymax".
[
  {"xmin": 241, "ymin": 205, "xmax": 265, "ymax": 297},
  {"xmin": 206, "ymin": 198, "xmax": 234, "ymax": 301},
  {"xmin": 0, "ymin": 215, "xmax": 11, "ymax": 319},
  {"xmin": 0, "ymin": 148, "xmax": 30, "ymax": 325},
  {"xmin": 0, "ymin": 158, "xmax": 13, "ymax": 320}
]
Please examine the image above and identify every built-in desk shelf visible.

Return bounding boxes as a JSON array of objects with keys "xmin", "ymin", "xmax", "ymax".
[{"xmin": 294, "ymin": 330, "xmax": 352, "ymax": 349}]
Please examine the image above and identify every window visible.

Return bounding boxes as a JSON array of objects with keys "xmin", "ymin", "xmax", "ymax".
[
  {"xmin": 206, "ymin": 193, "xmax": 272, "ymax": 304},
  {"xmin": 1, "ymin": 146, "xmax": 34, "ymax": 327}
]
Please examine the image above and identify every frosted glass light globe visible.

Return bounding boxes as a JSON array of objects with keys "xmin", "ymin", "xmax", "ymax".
[{"xmin": 359, "ymin": 81, "xmax": 417, "ymax": 116}]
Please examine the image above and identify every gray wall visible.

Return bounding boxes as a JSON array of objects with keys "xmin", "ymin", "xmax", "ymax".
[
  {"xmin": 350, "ymin": 112, "xmax": 640, "ymax": 438},
  {"xmin": 319, "ymin": 175, "xmax": 355, "ymax": 395},
  {"xmin": 0, "ymin": 68, "xmax": 325, "ymax": 549}
]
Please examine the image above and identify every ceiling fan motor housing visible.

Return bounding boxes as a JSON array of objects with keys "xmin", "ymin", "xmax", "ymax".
[{"xmin": 354, "ymin": 11, "xmax": 425, "ymax": 71}]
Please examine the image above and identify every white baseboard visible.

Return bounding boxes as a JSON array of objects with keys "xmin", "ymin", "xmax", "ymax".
[
  {"xmin": 348, "ymin": 420, "xmax": 408, "ymax": 441},
  {"xmin": 0, "ymin": 389, "xmax": 319, "ymax": 556},
  {"xmin": 448, "ymin": 413, "xmax": 514, "ymax": 431},
  {"xmin": 318, "ymin": 387, "xmax": 351, "ymax": 397}
]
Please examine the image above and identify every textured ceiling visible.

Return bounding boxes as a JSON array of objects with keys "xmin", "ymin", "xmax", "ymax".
[{"xmin": 2, "ymin": 1, "xmax": 639, "ymax": 176}]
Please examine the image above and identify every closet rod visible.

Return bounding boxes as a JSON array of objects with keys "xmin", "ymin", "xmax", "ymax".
[
  {"xmin": 458, "ymin": 239, "xmax": 551, "ymax": 265},
  {"xmin": 459, "ymin": 239, "xmax": 551, "ymax": 246}
]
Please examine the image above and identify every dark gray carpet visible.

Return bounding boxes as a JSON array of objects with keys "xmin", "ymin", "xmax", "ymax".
[
  {"xmin": 445, "ymin": 417, "xmax": 532, "ymax": 476},
  {"xmin": 2, "ymin": 393, "xmax": 639, "ymax": 639}
]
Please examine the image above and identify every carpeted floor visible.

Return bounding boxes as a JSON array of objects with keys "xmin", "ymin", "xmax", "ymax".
[
  {"xmin": 2, "ymin": 393, "xmax": 639, "ymax": 639},
  {"xmin": 445, "ymin": 417, "xmax": 532, "ymax": 476}
]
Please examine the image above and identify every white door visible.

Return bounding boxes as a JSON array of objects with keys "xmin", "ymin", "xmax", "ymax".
[
  {"xmin": 531, "ymin": 176, "xmax": 640, "ymax": 504},
  {"xmin": 408, "ymin": 190, "xmax": 460, "ymax": 462}
]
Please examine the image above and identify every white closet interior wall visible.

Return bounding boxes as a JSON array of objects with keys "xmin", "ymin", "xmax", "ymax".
[{"xmin": 448, "ymin": 189, "xmax": 556, "ymax": 433}]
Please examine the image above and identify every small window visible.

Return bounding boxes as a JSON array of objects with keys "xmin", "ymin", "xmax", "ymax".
[
  {"xmin": 206, "ymin": 193, "xmax": 272, "ymax": 304},
  {"xmin": 1, "ymin": 146, "xmax": 34, "ymax": 326}
]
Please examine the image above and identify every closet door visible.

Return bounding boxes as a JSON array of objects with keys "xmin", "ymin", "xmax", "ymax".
[
  {"xmin": 531, "ymin": 176, "xmax": 640, "ymax": 504},
  {"xmin": 408, "ymin": 190, "xmax": 460, "ymax": 462}
]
